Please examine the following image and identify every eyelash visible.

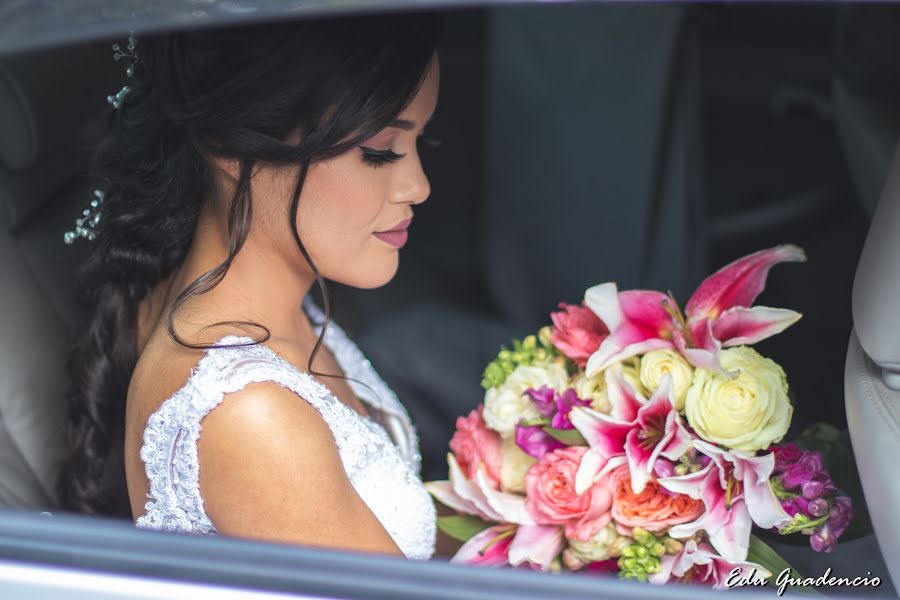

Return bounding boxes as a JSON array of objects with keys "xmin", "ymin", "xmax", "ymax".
[{"xmin": 360, "ymin": 135, "xmax": 443, "ymax": 168}]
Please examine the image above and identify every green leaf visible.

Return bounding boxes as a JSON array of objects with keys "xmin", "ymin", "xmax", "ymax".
[
  {"xmin": 747, "ymin": 534, "xmax": 821, "ymax": 595},
  {"xmin": 436, "ymin": 515, "xmax": 492, "ymax": 543},
  {"xmin": 520, "ymin": 417, "xmax": 552, "ymax": 427},
  {"xmin": 543, "ymin": 427, "xmax": 587, "ymax": 446}
]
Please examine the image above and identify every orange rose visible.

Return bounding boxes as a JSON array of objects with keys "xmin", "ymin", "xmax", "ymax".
[{"xmin": 610, "ymin": 466, "xmax": 704, "ymax": 534}]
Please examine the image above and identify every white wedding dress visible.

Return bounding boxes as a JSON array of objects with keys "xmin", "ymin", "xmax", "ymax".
[{"xmin": 134, "ymin": 297, "xmax": 437, "ymax": 560}]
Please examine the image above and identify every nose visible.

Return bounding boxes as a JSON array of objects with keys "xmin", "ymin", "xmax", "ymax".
[{"xmin": 392, "ymin": 154, "xmax": 430, "ymax": 205}]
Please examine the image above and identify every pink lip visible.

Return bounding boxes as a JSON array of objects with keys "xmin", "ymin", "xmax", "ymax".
[{"xmin": 374, "ymin": 218, "xmax": 412, "ymax": 248}]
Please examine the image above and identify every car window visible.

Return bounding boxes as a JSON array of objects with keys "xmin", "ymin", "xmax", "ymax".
[{"xmin": 0, "ymin": 1, "xmax": 895, "ymax": 598}]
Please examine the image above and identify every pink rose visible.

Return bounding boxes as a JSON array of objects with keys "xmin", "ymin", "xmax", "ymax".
[
  {"xmin": 550, "ymin": 303, "xmax": 609, "ymax": 368},
  {"xmin": 450, "ymin": 406, "xmax": 502, "ymax": 489},
  {"xmin": 524, "ymin": 446, "xmax": 615, "ymax": 541}
]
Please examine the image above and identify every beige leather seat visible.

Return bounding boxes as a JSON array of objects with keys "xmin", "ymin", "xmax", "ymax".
[
  {"xmin": 0, "ymin": 43, "xmax": 114, "ymax": 508},
  {"xmin": 845, "ymin": 139, "xmax": 900, "ymax": 588}
]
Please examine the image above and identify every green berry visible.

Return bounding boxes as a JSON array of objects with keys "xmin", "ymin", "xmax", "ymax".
[{"xmin": 538, "ymin": 326, "xmax": 553, "ymax": 347}]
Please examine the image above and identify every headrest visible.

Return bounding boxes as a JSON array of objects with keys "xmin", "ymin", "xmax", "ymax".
[
  {"xmin": 853, "ymin": 139, "xmax": 900, "ymax": 375},
  {"xmin": 0, "ymin": 42, "xmax": 117, "ymax": 230}
]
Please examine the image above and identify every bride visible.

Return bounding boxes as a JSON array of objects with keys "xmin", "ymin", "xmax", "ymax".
[{"xmin": 56, "ymin": 15, "xmax": 441, "ymax": 560}]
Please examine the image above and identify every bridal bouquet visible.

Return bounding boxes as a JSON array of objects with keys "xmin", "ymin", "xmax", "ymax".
[{"xmin": 426, "ymin": 245, "xmax": 855, "ymax": 588}]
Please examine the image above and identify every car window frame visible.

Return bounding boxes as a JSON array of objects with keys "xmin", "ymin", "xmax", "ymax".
[{"xmin": 0, "ymin": 508, "xmax": 787, "ymax": 600}]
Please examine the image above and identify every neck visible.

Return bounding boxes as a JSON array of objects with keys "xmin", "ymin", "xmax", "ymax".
[{"xmin": 165, "ymin": 202, "xmax": 319, "ymax": 345}]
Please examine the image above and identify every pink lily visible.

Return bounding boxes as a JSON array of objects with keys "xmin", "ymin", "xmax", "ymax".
[
  {"xmin": 451, "ymin": 523, "xmax": 565, "ymax": 570},
  {"xmin": 570, "ymin": 370, "xmax": 693, "ymax": 494},
  {"xmin": 694, "ymin": 440, "xmax": 792, "ymax": 531},
  {"xmin": 507, "ymin": 523, "xmax": 565, "ymax": 569},
  {"xmin": 658, "ymin": 461, "xmax": 753, "ymax": 563},
  {"xmin": 583, "ymin": 285, "xmax": 676, "ymax": 376},
  {"xmin": 584, "ymin": 245, "xmax": 806, "ymax": 375},
  {"xmin": 658, "ymin": 440, "xmax": 791, "ymax": 563},
  {"xmin": 648, "ymin": 539, "xmax": 771, "ymax": 589},
  {"xmin": 451, "ymin": 525, "xmax": 516, "ymax": 567},
  {"xmin": 425, "ymin": 455, "xmax": 564, "ymax": 570},
  {"xmin": 425, "ymin": 454, "xmax": 532, "ymax": 524}
]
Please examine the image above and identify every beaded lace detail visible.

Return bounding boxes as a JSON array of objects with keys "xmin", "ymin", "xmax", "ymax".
[{"xmin": 135, "ymin": 299, "xmax": 436, "ymax": 560}]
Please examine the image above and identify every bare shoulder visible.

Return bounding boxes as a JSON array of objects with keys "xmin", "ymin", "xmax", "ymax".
[{"xmin": 196, "ymin": 380, "xmax": 402, "ymax": 555}]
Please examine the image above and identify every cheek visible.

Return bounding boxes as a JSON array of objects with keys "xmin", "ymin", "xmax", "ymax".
[
  {"xmin": 298, "ymin": 160, "xmax": 382, "ymax": 240},
  {"xmin": 294, "ymin": 156, "xmax": 396, "ymax": 285}
]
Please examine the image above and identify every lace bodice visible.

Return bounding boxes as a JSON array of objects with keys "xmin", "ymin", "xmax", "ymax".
[{"xmin": 135, "ymin": 298, "xmax": 436, "ymax": 560}]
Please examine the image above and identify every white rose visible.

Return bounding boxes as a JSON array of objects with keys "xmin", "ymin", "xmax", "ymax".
[
  {"xmin": 640, "ymin": 349, "xmax": 694, "ymax": 411},
  {"xmin": 573, "ymin": 359, "xmax": 647, "ymax": 414},
  {"xmin": 483, "ymin": 363, "xmax": 568, "ymax": 437},
  {"xmin": 565, "ymin": 523, "xmax": 626, "ymax": 563},
  {"xmin": 499, "ymin": 436, "xmax": 536, "ymax": 493},
  {"xmin": 619, "ymin": 358, "xmax": 648, "ymax": 398},
  {"xmin": 571, "ymin": 373, "xmax": 611, "ymax": 414},
  {"xmin": 685, "ymin": 346, "xmax": 793, "ymax": 452}
]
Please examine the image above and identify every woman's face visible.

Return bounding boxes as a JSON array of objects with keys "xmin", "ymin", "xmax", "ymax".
[{"xmin": 252, "ymin": 54, "xmax": 440, "ymax": 290}]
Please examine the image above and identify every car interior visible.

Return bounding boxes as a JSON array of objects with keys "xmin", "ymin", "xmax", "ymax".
[{"xmin": 0, "ymin": 1, "xmax": 899, "ymax": 597}]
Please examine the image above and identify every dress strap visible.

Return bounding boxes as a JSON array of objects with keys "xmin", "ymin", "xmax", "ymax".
[
  {"xmin": 189, "ymin": 335, "xmax": 334, "ymax": 416},
  {"xmin": 137, "ymin": 336, "xmax": 337, "ymax": 533}
]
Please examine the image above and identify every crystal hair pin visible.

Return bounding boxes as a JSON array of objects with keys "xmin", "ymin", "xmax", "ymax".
[
  {"xmin": 107, "ymin": 34, "xmax": 139, "ymax": 109},
  {"xmin": 64, "ymin": 33, "xmax": 138, "ymax": 244},
  {"xmin": 63, "ymin": 189, "xmax": 104, "ymax": 244}
]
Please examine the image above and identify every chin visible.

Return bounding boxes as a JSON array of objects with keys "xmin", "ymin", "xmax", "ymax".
[{"xmin": 340, "ymin": 255, "xmax": 400, "ymax": 290}]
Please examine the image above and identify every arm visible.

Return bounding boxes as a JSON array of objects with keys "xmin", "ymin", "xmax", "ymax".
[{"xmin": 196, "ymin": 381, "xmax": 403, "ymax": 556}]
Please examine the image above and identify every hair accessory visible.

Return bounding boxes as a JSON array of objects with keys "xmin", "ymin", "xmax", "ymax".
[
  {"xmin": 65, "ymin": 34, "xmax": 139, "ymax": 244},
  {"xmin": 63, "ymin": 189, "xmax": 105, "ymax": 244},
  {"xmin": 107, "ymin": 34, "xmax": 139, "ymax": 109}
]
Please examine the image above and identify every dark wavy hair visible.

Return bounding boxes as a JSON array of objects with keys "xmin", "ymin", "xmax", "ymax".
[{"xmin": 57, "ymin": 14, "xmax": 442, "ymax": 517}]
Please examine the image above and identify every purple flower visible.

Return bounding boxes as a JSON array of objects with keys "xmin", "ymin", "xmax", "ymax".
[
  {"xmin": 771, "ymin": 442, "xmax": 854, "ymax": 553},
  {"xmin": 828, "ymin": 496, "xmax": 854, "ymax": 537},
  {"xmin": 782, "ymin": 496, "xmax": 810, "ymax": 518},
  {"xmin": 515, "ymin": 424, "xmax": 565, "ymax": 459},
  {"xmin": 696, "ymin": 452, "xmax": 712, "ymax": 468},
  {"xmin": 782, "ymin": 452, "xmax": 825, "ymax": 489},
  {"xmin": 551, "ymin": 389, "xmax": 591, "ymax": 430},
  {"xmin": 584, "ymin": 559, "xmax": 619, "ymax": 574},
  {"xmin": 525, "ymin": 386, "xmax": 591, "ymax": 430},
  {"xmin": 801, "ymin": 480, "xmax": 825, "ymax": 500},
  {"xmin": 810, "ymin": 531, "xmax": 831, "ymax": 553},
  {"xmin": 653, "ymin": 458, "xmax": 675, "ymax": 479},
  {"xmin": 807, "ymin": 498, "xmax": 829, "ymax": 518},
  {"xmin": 809, "ymin": 496, "xmax": 853, "ymax": 553},
  {"xmin": 526, "ymin": 386, "xmax": 557, "ymax": 418},
  {"xmin": 772, "ymin": 442, "xmax": 803, "ymax": 472}
]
